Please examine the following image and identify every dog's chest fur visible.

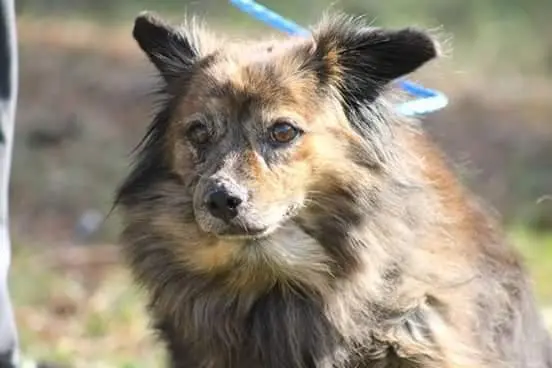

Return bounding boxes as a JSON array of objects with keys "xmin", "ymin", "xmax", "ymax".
[{"xmin": 152, "ymin": 281, "xmax": 426, "ymax": 368}]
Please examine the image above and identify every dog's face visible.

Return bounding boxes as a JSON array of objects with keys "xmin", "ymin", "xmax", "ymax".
[
  {"xmin": 120, "ymin": 13, "xmax": 438, "ymax": 282},
  {"xmin": 171, "ymin": 55, "xmax": 324, "ymax": 239}
]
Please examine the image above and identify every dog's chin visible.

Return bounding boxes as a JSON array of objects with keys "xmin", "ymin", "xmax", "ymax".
[
  {"xmin": 195, "ymin": 217, "xmax": 282, "ymax": 241},
  {"xmin": 214, "ymin": 221, "xmax": 284, "ymax": 241},
  {"xmin": 217, "ymin": 225, "xmax": 277, "ymax": 240}
]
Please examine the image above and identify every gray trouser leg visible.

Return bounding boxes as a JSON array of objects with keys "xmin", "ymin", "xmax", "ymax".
[{"xmin": 0, "ymin": 0, "xmax": 18, "ymax": 366}]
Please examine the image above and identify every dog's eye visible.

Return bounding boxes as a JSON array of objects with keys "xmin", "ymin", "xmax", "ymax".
[
  {"xmin": 186, "ymin": 121, "xmax": 210, "ymax": 145},
  {"xmin": 269, "ymin": 120, "xmax": 302, "ymax": 145}
]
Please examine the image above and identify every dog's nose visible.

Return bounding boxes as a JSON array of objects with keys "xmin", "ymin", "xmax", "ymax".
[{"xmin": 206, "ymin": 189, "xmax": 243, "ymax": 222}]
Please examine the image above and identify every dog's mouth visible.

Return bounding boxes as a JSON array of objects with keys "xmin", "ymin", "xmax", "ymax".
[
  {"xmin": 222, "ymin": 204, "xmax": 304, "ymax": 240},
  {"xmin": 214, "ymin": 209, "xmax": 300, "ymax": 240},
  {"xmin": 217, "ymin": 223, "xmax": 274, "ymax": 240}
]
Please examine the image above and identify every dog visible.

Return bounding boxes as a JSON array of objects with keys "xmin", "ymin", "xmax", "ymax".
[{"xmin": 115, "ymin": 11, "xmax": 552, "ymax": 367}]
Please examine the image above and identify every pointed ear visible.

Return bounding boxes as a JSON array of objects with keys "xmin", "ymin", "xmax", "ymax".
[
  {"xmin": 132, "ymin": 12, "xmax": 200, "ymax": 82},
  {"xmin": 306, "ymin": 16, "xmax": 439, "ymax": 103}
]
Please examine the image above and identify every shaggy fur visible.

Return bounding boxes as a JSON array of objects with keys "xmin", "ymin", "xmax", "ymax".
[{"xmin": 115, "ymin": 11, "xmax": 552, "ymax": 368}]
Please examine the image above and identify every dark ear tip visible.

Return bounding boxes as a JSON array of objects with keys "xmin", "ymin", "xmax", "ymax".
[
  {"xmin": 397, "ymin": 27, "xmax": 440, "ymax": 60},
  {"xmin": 133, "ymin": 11, "xmax": 167, "ymax": 41}
]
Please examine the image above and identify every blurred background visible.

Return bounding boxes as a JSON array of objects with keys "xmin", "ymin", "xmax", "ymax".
[{"xmin": 8, "ymin": 0, "xmax": 552, "ymax": 366}]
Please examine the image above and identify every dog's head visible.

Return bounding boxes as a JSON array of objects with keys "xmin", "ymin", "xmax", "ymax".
[{"xmin": 117, "ymin": 12, "xmax": 438, "ymax": 285}]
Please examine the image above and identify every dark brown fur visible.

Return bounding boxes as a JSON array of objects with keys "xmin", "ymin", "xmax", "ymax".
[{"xmin": 115, "ymin": 11, "xmax": 552, "ymax": 368}]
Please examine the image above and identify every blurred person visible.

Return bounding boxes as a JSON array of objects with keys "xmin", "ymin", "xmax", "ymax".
[
  {"xmin": 0, "ymin": 0, "xmax": 19, "ymax": 365},
  {"xmin": 0, "ymin": 1, "xmax": 59, "ymax": 367}
]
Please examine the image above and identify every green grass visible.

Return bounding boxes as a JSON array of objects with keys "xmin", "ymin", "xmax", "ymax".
[{"xmin": 7, "ymin": 228, "xmax": 552, "ymax": 366}]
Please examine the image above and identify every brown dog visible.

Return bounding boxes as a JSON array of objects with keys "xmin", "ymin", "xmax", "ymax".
[{"xmin": 115, "ymin": 11, "xmax": 552, "ymax": 368}]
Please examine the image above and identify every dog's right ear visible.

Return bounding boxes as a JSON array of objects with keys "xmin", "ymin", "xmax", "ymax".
[{"xmin": 133, "ymin": 12, "xmax": 200, "ymax": 82}]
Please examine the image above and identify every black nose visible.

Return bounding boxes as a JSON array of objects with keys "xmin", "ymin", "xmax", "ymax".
[{"xmin": 206, "ymin": 190, "xmax": 243, "ymax": 222}]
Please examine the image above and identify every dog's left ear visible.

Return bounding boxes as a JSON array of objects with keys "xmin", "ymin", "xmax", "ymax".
[{"xmin": 305, "ymin": 16, "xmax": 439, "ymax": 102}]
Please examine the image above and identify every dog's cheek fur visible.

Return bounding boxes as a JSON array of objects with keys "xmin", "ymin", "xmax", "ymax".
[{"xmin": 287, "ymin": 110, "xmax": 389, "ymax": 278}]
